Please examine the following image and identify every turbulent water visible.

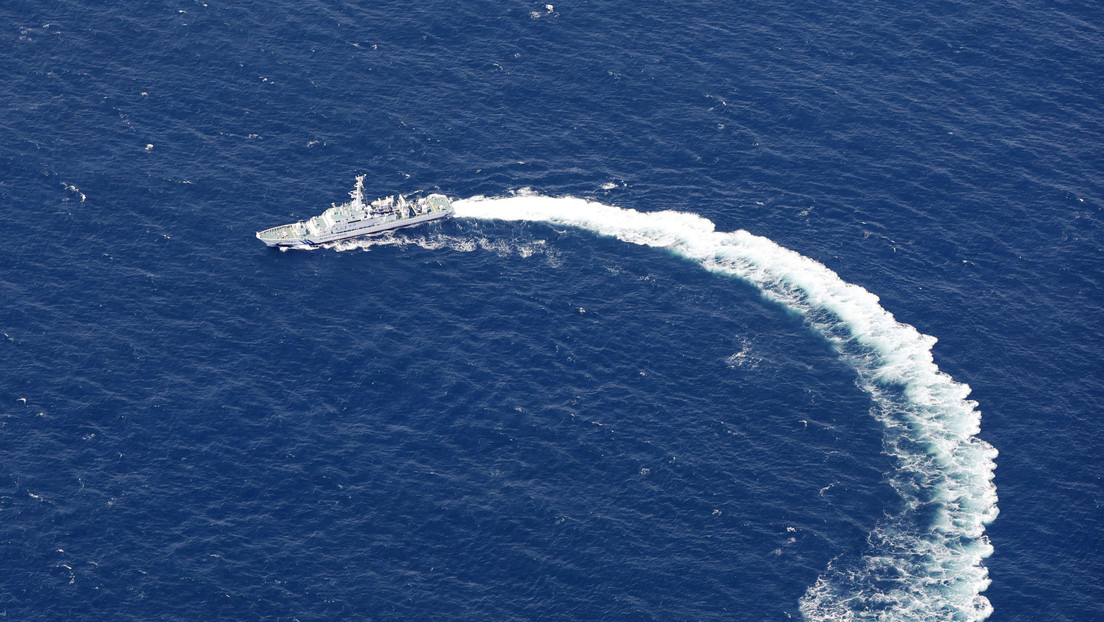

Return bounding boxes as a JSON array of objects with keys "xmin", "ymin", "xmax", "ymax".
[
  {"xmin": 452, "ymin": 194, "xmax": 1000, "ymax": 619},
  {"xmin": 3, "ymin": 1, "xmax": 1102, "ymax": 620}
]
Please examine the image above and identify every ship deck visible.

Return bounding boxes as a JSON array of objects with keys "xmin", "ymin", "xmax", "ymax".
[{"xmin": 257, "ymin": 224, "xmax": 299, "ymax": 240}]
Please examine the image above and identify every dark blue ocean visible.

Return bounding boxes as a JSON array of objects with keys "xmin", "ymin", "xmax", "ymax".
[{"xmin": 2, "ymin": 1, "xmax": 1101, "ymax": 620}]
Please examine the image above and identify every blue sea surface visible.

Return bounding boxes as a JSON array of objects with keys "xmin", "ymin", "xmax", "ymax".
[{"xmin": 2, "ymin": 1, "xmax": 1101, "ymax": 620}]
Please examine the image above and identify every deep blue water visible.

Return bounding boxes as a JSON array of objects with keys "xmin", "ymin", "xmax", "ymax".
[{"xmin": 2, "ymin": 1, "xmax": 1102, "ymax": 620}]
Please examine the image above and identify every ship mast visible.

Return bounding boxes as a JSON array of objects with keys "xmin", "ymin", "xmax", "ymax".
[{"xmin": 349, "ymin": 174, "xmax": 368, "ymax": 210}]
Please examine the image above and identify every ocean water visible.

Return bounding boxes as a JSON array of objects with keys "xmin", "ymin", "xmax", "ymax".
[{"xmin": 1, "ymin": 1, "xmax": 1101, "ymax": 620}]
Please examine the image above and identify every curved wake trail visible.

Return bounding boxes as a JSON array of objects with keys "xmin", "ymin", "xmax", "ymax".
[{"xmin": 453, "ymin": 193, "xmax": 998, "ymax": 621}]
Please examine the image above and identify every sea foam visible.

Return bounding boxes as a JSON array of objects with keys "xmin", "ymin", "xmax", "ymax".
[{"xmin": 453, "ymin": 193, "xmax": 998, "ymax": 621}]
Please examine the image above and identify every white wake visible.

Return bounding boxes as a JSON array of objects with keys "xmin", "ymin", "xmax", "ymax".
[{"xmin": 452, "ymin": 192, "xmax": 998, "ymax": 621}]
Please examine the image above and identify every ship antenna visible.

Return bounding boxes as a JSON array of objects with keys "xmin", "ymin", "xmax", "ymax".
[{"xmin": 350, "ymin": 174, "xmax": 367, "ymax": 209}]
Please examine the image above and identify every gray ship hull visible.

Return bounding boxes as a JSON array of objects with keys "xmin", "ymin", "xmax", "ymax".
[
  {"xmin": 256, "ymin": 209, "xmax": 450, "ymax": 249},
  {"xmin": 256, "ymin": 180, "xmax": 453, "ymax": 249}
]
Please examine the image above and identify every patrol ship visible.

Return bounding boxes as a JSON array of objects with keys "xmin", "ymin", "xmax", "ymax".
[{"xmin": 256, "ymin": 175, "xmax": 453, "ymax": 249}]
